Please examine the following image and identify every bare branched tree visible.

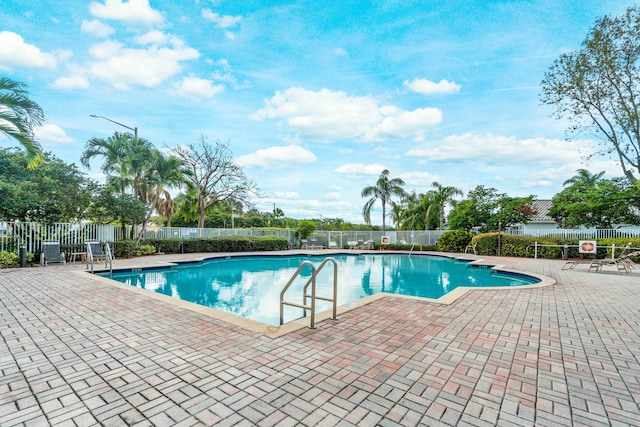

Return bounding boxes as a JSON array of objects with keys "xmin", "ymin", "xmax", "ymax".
[{"xmin": 170, "ymin": 137, "xmax": 259, "ymax": 228}]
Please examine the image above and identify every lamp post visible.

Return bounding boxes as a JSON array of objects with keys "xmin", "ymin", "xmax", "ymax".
[{"xmin": 90, "ymin": 114, "xmax": 138, "ymax": 139}]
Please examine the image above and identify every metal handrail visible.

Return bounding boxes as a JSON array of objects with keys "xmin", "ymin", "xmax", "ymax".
[
  {"xmin": 86, "ymin": 242, "xmax": 113, "ymax": 274},
  {"xmin": 303, "ymin": 258, "xmax": 338, "ymax": 322},
  {"xmin": 279, "ymin": 258, "xmax": 338, "ymax": 329}
]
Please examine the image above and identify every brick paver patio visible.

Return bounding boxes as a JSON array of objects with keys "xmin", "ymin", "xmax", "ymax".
[{"xmin": 1, "ymin": 252, "xmax": 639, "ymax": 426}]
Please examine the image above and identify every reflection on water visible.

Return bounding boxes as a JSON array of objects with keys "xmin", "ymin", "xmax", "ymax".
[{"xmin": 106, "ymin": 254, "xmax": 538, "ymax": 326}]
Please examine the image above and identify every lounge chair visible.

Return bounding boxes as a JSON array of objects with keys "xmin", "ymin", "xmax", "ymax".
[
  {"xmin": 40, "ymin": 241, "xmax": 66, "ymax": 266},
  {"xmin": 362, "ymin": 240, "xmax": 374, "ymax": 250},
  {"xmin": 301, "ymin": 239, "xmax": 308, "ymax": 249},
  {"xmin": 588, "ymin": 244, "xmax": 638, "ymax": 274},
  {"xmin": 347, "ymin": 241, "xmax": 359, "ymax": 249},
  {"xmin": 465, "ymin": 242, "xmax": 477, "ymax": 255}
]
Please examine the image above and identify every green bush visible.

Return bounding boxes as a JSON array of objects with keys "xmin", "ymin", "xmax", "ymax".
[
  {"xmin": 141, "ymin": 236, "xmax": 289, "ymax": 254},
  {"xmin": 135, "ymin": 245, "xmax": 156, "ymax": 256},
  {"xmin": 0, "ymin": 251, "xmax": 18, "ymax": 268},
  {"xmin": 437, "ymin": 230, "xmax": 474, "ymax": 253},
  {"xmin": 468, "ymin": 233, "xmax": 640, "ymax": 259}
]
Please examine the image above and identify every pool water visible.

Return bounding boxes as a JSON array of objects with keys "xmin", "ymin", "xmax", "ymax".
[{"xmin": 103, "ymin": 253, "xmax": 539, "ymax": 326}]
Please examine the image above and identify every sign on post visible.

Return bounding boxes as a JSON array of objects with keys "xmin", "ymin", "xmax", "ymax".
[{"xmin": 579, "ymin": 240, "xmax": 597, "ymax": 254}]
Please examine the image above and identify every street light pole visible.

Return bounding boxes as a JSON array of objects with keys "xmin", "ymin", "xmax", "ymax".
[{"xmin": 90, "ymin": 114, "xmax": 138, "ymax": 139}]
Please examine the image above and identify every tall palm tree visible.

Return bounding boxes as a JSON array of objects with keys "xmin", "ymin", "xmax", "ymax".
[
  {"xmin": 361, "ymin": 169, "xmax": 406, "ymax": 232},
  {"xmin": 431, "ymin": 181, "xmax": 462, "ymax": 229},
  {"xmin": 563, "ymin": 169, "xmax": 605, "ymax": 187},
  {"xmin": 0, "ymin": 76, "xmax": 45, "ymax": 168}
]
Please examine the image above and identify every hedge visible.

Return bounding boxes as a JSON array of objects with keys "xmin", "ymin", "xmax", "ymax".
[
  {"xmin": 468, "ymin": 233, "xmax": 640, "ymax": 259},
  {"xmin": 111, "ymin": 236, "xmax": 289, "ymax": 258}
]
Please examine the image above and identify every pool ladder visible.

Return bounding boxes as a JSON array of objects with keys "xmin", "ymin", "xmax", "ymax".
[
  {"xmin": 86, "ymin": 242, "xmax": 113, "ymax": 275},
  {"xmin": 279, "ymin": 258, "xmax": 338, "ymax": 329}
]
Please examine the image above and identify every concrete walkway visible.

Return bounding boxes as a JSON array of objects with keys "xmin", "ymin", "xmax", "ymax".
[{"xmin": 1, "ymin": 253, "xmax": 639, "ymax": 426}]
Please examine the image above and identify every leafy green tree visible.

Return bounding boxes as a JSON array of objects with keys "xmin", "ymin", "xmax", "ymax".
[
  {"xmin": 88, "ymin": 188, "xmax": 147, "ymax": 227},
  {"xmin": 541, "ymin": 7, "xmax": 640, "ymax": 182},
  {"xmin": 0, "ymin": 149, "xmax": 96, "ymax": 222},
  {"xmin": 550, "ymin": 177, "xmax": 640, "ymax": 228},
  {"xmin": 298, "ymin": 220, "xmax": 316, "ymax": 239},
  {"xmin": 448, "ymin": 185, "xmax": 535, "ymax": 232},
  {"xmin": 361, "ymin": 169, "xmax": 406, "ymax": 232},
  {"xmin": 171, "ymin": 137, "xmax": 259, "ymax": 228},
  {"xmin": 0, "ymin": 77, "xmax": 45, "ymax": 169}
]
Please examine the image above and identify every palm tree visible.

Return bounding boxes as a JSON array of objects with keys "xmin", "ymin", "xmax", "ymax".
[
  {"xmin": 361, "ymin": 169, "xmax": 406, "ymax": 232},
  {"xmin": 81, "ymin": 132, "xmax": 133, "ymax": 194},
  {"xmin": 0, "ymin": 76, "xmax": 45, "ymax": 168},
  {"xmin": 431, "ymin": 181, "xmax": 462, "ymax": 229},
  {"xmin": 401, "ymin": 191, "xmax": 438, "ymax": 230},
  {"xmin": 146, "ymin": 152, "xmax": 186, "ymax": 227},
  {"xmin": 563, "ymin": 169, "xmax": 605, "ymax": 187}
]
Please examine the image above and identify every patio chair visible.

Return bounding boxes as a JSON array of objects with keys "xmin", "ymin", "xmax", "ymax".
[
  {"xmin": 40, "ymin": 241, "xmax": 66, "ymax": 266},
  {"xmin": 465, "ymin": 242, "xmax": 477, "ymax": 255}
]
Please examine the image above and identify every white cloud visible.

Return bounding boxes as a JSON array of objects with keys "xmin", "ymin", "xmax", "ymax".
[
  {"xmin": 173, "ymin": 75, "xmax": 224, "ymax": 99},
  {"xmin": 275, "ymin": 192, "xmax": 300, "ymax": 199},
  {"xmin": 406, "ymin": 133, "xmax": 591, "ymax": 165},
  {"xmin": 51, "ymin": 75, "xmax": 90, "ymax": 89},
  {"xmin": 398, "ymin": 171, "xmax": 439, "ymax": 187},
  {"xmin": 0, "ymin": 31, "xmax": 57, "ymax": 70},
  {"xmin": 252, "ymin": 87, "xmax": 442, "ymax": 142},
  {"xmin": 88, "ymin": 36, "xmax": 199, "ymax": 89},
  {"xmin": 89, "ymin": 0, "xmax": 164, "ymax": 26},
  {"xmin": 236, "ymin": 145, "xmax": 316, "ymax": 168},
  {"xmin": 404, "ymin": 78, "xmax": 461, "ymax": 95},
  {"xmin": 361, "ymin": 106, "xmax": 442, "ymax": 142},
  {"xmin": 323, "ymin": 192, "xmax": 342, "ymax": 200},
  {"xmin": 81, "ymin": 19, "xmax": 115, "ymax": 37},
  {"xmin": 35, "ymin": 124, "xmax": 73, "ymax": 143},
  {"xmin": 134, "ymin": 30, "xmax": 168, "ymax": 45},
  {"xmin": 202, "ymin": 9, "xmax": 242, "ymax": 28},
  {"xmin": 335, "ymin": 163, "xmax": 387, "ymax": 175},
  {"xmin": 334, "ymin": 47, "xmax": 348, "ymax": 56}
]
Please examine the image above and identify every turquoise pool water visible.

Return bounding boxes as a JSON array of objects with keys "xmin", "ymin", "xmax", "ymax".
[{"xmin": 103, "ymin": 253, "xmax": 539, "ymax": 326}]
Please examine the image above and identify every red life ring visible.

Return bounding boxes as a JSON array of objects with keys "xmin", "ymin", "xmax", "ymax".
[
  {"xmin": 581, "ymin": 242, "xmax": 595, "ymax": 252},
  {"xmin": 381, "ymin": 236, "xmax": 389, "ymax": 244}
]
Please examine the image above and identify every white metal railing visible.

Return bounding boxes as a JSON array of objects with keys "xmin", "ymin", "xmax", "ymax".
[
  {"xmin": 505, "ymin": 228, "xmax": 640, "ymax": 239},
  {"xmin": 3, "ymin": 220, "xmax": 640, "ymax": 256}
]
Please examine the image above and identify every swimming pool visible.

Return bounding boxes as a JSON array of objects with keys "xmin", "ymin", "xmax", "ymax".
[{"xmin": 102, "ymin": 253, "xmax": 540, "ymax": 326}]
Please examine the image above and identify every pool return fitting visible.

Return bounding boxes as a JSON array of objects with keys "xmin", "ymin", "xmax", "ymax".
[{"xmin": 279, "ymin": 258, "xmax": 338, "ymax": 329}]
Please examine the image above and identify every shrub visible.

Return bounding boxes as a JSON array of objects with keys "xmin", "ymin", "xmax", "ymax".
[
  {"xmin": 468, "ymin": 233, "xmax": 640, "ymax": 259},
  {"xmin": 0, "ymin": 251, "xmax": 19, "ymax": 268},
  {"xmin": 141, "ymin": 236, "xmax": 289, "ymax": 254},
  {"xmin": 135, "ymin": 245, "xmax": 156, "ymax": 256},
  {"xmin": 437, "ymin": 230, "xmax": 474, "ymax": 253}
]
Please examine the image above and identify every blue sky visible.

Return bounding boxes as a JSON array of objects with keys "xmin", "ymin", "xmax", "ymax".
[{"xmin": 0, "ymin": 0, "xmax": 633, "ymax": 224}]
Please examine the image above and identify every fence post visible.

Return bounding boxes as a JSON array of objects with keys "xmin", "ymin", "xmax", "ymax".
[{"xmin": 534, "ymin": 242, "xmax": 538, "ymax": 259}]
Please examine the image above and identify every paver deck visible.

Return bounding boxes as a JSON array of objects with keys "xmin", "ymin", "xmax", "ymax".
[{"xmin": 1, "ymin": 252, "xmax": 639, "ymax": 426}]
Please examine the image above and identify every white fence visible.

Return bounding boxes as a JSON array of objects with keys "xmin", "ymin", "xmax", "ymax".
[
  {"xmin": 0, "ymin": 222, "xmax": 120, "ymax": 253},
  {"xmin": 3, "ymin": 221, "xmax": 638, "ymax": 255},
  {"xmin": 504, "ymin": 228, "xmax": 640, "ymax": 239}
]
